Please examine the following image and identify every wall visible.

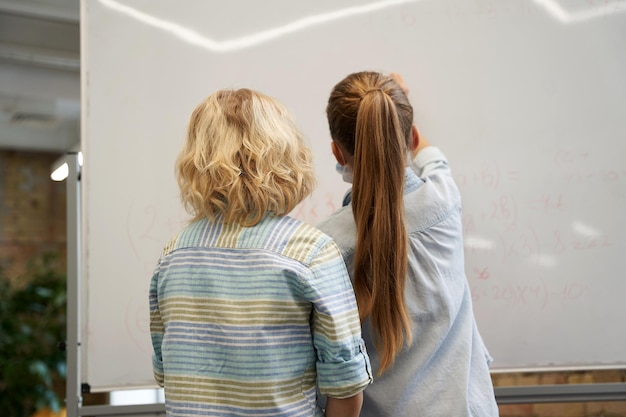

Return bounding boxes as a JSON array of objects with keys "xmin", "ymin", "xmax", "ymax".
[{"xmin": 0, "ymin": 150, "xmax": 66, "ymax": 283}]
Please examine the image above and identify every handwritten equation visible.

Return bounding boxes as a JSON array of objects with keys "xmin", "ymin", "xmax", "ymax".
[
  {"xmin": 470, "ymin": 278, "xmax": 589, "ymax": 309},
  {"xmin": 458, "ymin": 148, "xmax": 623, "ymax": 308}
]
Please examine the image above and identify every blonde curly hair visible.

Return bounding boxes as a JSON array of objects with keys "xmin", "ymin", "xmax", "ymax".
[{"xmin": 176, "ymin": 88, "xmax": 316, "ymax": 226}]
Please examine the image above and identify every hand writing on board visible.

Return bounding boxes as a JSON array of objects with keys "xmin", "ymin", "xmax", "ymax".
[
  {"xmin": 388, "ymin": 72, "xmax": 430, "ymax": 157},
  {"xmin": 390, "ymin": 72, "xmax": 409, "ymax": 95}
]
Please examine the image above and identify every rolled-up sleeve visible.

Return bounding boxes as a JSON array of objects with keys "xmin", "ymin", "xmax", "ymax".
[{"xmin": 305, "ymin": 240, "xmax": 373, "ymax": 398}]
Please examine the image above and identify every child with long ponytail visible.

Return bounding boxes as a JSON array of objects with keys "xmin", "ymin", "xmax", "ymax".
[{"xmin": 318, "ymin": 71, "xmax": 499, "ymax": 417}]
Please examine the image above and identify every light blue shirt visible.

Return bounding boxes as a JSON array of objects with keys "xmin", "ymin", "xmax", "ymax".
[{"xmin": 317, "ymin": 147, "xmax": 499, "ymax": 417}]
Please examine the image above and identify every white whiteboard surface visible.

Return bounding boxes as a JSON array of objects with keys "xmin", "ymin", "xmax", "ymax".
[{"xmin": 82, "ymin": 0, "xmax": 626, "ymax": 391}]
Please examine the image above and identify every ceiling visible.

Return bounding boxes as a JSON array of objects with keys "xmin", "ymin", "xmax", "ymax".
[{"xmin": 0, "ymin": 0, "xmax": 80, "ymax": 153}]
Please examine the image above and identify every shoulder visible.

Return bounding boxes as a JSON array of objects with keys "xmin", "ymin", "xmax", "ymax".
[
  {"xmin": 159, "ymin": 216, "xmax": 342, "ymax": 273},
  {"xmin": 316, "ymin": 206, "xmax": 357, "ymax": 257},
  {"xmin": 161, "ymin": 234, "xmax": 180, "ymax": 257},
  {"xmin": 160, "ymin": 219, "xmax": 209, "ymax": 257},
  {"xmin": 266, "ymin": 215, "xmax": 338, "ymax": 266}
]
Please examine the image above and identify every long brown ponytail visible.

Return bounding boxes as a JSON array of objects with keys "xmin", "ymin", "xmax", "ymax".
[{"xmin": 326, "ymin": 72, "xmax": 414, "ymax": 374}]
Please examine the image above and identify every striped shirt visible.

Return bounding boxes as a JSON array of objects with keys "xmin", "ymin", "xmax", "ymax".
[{"xmin": 150, "ymin": 214, "xmax": 372, "ymax": 417}]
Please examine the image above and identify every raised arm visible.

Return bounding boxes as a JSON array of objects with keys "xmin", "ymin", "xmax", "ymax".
[{"xmin": 390, "ymin": 72, "xmax": 431, "ymax": 158}]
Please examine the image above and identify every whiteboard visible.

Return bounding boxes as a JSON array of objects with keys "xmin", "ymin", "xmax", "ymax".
[{"xmin": 82, "ymin": 0, "xmax": 626, "ymax": 391}]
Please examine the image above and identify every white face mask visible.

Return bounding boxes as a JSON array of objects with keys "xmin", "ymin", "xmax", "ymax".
[{"xmin": 335, "ymin": 163, "xmax": 353, "ymax": 184}]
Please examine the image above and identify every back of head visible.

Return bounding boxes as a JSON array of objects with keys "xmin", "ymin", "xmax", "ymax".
[
  {"xmin": 326, "ymin": 71, "xmax": 414, "ymax": 375},
  {"xmin": 177, "ymin": 88, "xmax": 315, "ymax": 226},
  {"xmin": 326, "ymin": 71, "xmax": 413, "ymax": 155}
]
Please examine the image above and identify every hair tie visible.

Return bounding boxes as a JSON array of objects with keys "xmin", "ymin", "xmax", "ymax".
[{"xmin": 360, "ymin": 88, "xmax": 385, "ymax": 103}]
